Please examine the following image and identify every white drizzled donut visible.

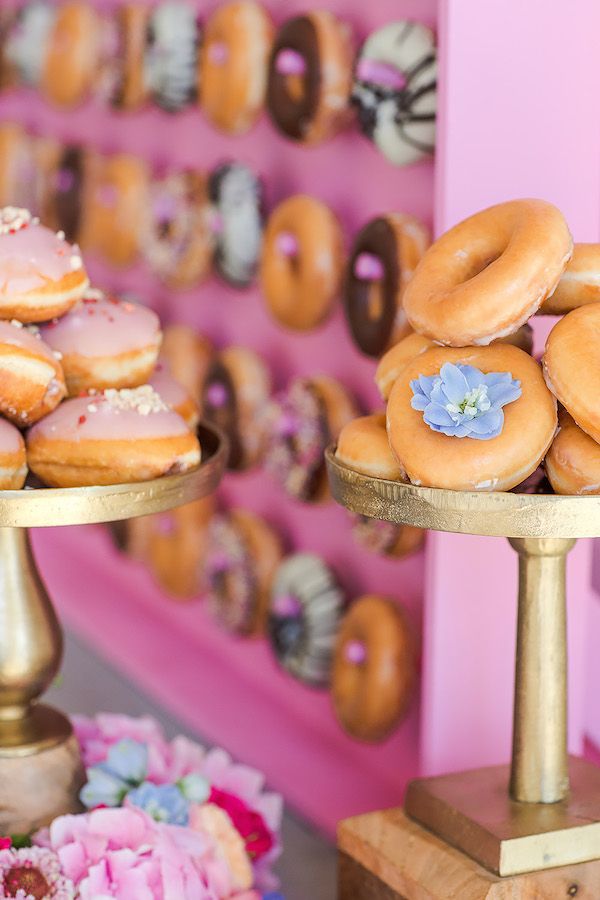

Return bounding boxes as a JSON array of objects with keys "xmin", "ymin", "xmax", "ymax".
[
  {"xmin": 4, "ymin": 1, "xmax": 55, "ymax": 87},
  {"xmin": 144, "ymin": 1, "xmax": 200, "ymax": 112},
  {"xmin": 267, "ymin": 553, "xmax": 345, "ymax": 687},
  {"xmin": 352, "ymin": 21, "xmax": 437, "ymax": 167},
  {"xmin": 209, "ymin": 162, "xmax": 264, "ymax": 288}
]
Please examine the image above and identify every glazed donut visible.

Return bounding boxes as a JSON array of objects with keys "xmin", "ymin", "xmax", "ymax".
[
  {"xmin": 0, "ymin": 10, "xmax": 18, "ymax": 88},
  {"xmin": 159, "ymin": 324, "xmax": 214, "ymax": 407},
  {"xmin": 205, "ymin": 509, "xmax": 283, "ymax": 636},
  {"xmin": 387, "ymin": 344, "xmax": 557, "ymax": 491},
  {"xmin": 209, "ymin": 162, "xmax": 264, "ymax": 289},
  {"xmin": 26, "ymin": 386, "xmax": 201, "ymax": 488},
  {"xmin": 267, "ymin": 553, "xmax": 344, "ymax": 687},
  {"xmin": 260, "ymin": 195, "xmax": 344, "ymax": 331},
  {"xmin": 200, "ymin": 1, "xmax": 273, "ymax": 135},
  {"xmin": 267, "ymin": 11, "xmax": 354, "ymax": 144},
  {"xmin": 545, "ymin": 409, "xmax": 600, "ymax": 495},
  {"xmin": 343, "ymin": 212, "xmax": 429, "ymax": 357},
  {"xmin": 2, "ymin": 1, "xmax": 55, "ymax": 88},
  {"xmin": 352, "ymin": 22, "xmax": 437, "ymax": 167},
  {"xmin": 39, "ymin": 290, "xmax": 162, "ymax": 396},
  {"xmin": 0, "ymin": 419, "xmax": 27, "ymax": 489},
  {"xmin": 144, "ymin": 1, "xmax": 200, "ymax": 112},
  {"xmin": 543, "ymin": 304, "xmax": 600, "ymax": 443},
  {"xmin": 0, "ymin": 125, "xmax": 44, "ymax": 213},
  {"xmin": 142, "ymin": 170, "xmax": 214, "ymax": 289},
  {"xmin": 375, "ymin": 326, "xmax": 534, "ymax": 401},
  {"xmin": 144, "ymin": 496, "xmax": 216, "ymax": 597},
  {"xmin": 332, "ymin": 594, "xmax": 415, "ymax": 742},
  {"xmin": 351, "ymin": 516, "xmax": 424, "ymax": 559},
  {"xmin": 403, "ymin": 199, "xmax": 573, "ymax": 347},
  {"xmin": 150, "ymin": 366, "xmax": 200, "ymax": 430},
  {"xmin": 107, "ymin": 5, "xmax": 149, "ymax": 109},
  {"xmin": 0, "ymin": 320, "xmax": 65, "ymax": 426},
  {"xmin": 265, "ymin": 374, "xmax": 357, "ymax": 502},
  {"xmin": 202, "ymin": 346, "xmax": 271, "ymax": 470},
  {"xmin": 41, "ymin": 2, "xmax": 101, "ymax": 107},
  {"xmin": 82, "ymin": 153, "xmax": 149, "ymax": 267},
  {"xmin": 0, "ymin": 207, "xmax": 88, "ymax": 322},
  {"xmin": 375, "ymin": 332, "xmax": 433, "ymax": 401},
  {"xmin": 539, "ymin": 244, "xmax": 600, "ymax": 315},
  {"xmin": 336, "ymin": 413, "xmax": 404, "ymax": 480}
]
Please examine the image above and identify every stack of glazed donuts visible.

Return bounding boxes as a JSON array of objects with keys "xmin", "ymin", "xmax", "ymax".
[
  {"xmin": 0, "ymin": 2, "xmax": 437, "ymax": 166},
  {"xmin": 337, "ymin": 197, "xmax": 600, "ymax": 497},
  {"xmin": 0, "ymin": 205, "xmax": 201, "ymax": 489}
]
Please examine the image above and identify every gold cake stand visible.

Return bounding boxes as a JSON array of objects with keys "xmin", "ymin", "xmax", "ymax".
[
  {"xmin": 0, "ymin": 423, "xmax": 226, "ymax": 835},
  {"xmin": 326, "ymin": 449, "xmax": 600, "ymax": 896}
]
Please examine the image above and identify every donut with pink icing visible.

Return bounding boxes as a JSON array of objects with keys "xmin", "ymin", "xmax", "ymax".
[
  {"xmin": 39, "ymin": 289, "xmax": 161, "ymax": 396},
  {"xmin": 26, "ymin": 385, "xmax": 200, "ymax": 487},
  {"xmin": 150, "ymin": 364, "xmax": 200, "ymax": 430},
  {"xmin": 0, "ymin": 319, "xmax": 65, "ymax": 426},
  {"xmin": 0, "ymin": 418, "xmax": 27, "ymax": 489},
  {"xmin": 0, "ymin": 207, "xmax": 88, "ymax": 322}
]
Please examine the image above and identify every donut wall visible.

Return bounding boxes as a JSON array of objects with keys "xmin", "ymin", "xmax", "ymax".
[{"xmin": 2, "ymin": 0, "xmax": 600, "ymax": 840}]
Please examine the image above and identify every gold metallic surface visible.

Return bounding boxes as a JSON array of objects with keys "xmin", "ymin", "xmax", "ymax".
[
  {"xmin": 509, "ymin": 538, "xmax": 573, "ymax": 804},
  {"xmin": 0, "ymin": 423, "xmax": 227, "ymax": 528},
  {"xmin": 326, "ymin": 449, "xmax": 600, "ymax": 538},
  {"xmin": 405, "ymin": 758, "xmax": 600, "ymax": 876},
  {"xmin": 326, "ymin": 447, "xmax": 600, "ymax": 874}
]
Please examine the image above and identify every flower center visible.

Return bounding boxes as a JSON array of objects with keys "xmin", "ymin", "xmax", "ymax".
[
  {"xmin": 4, "ymin": 865, "xmax": 50, "ymax": 900},
  {"xmin": 446, "ymin": 384, "xmax": 491, "ymax": 420}
]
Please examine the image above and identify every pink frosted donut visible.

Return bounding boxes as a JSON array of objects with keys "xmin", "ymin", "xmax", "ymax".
[
  {"xmin": 150, "ymin": 365, "xmax": 200, "ymax": 430},
  {"xmin": 0, "ymin": 207, "xmax": 88, "ymax": 322},
  {"xmin": 0, "ymin": 319, "xmax": 66, "ymax": 425},
  {"xmin": 26, "ymin": 386, "xmax": 201, "ymax": 487},
  {"xmin": 0, "ymin": 418, "xmax": 27, "ymax": 489},
  {"xmin": 39, "ymin": 289, "xmax": 161, "ymax": 396}
]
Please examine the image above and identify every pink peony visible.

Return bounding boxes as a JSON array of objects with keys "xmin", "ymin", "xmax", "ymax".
[
  {"xmin": 35, "ymin": 807, "xmax": 241, "ymax": 900},
  {"xmin": 0, "ymin": 845, "xmax": 75, "ymax": 899}
]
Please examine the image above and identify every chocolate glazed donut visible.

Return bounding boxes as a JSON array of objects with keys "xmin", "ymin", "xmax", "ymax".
[
  {"xmin": 52, "ymin": 145, "xmax": 84, "ymax": 243},
  {"xmin": 267, "ymin": 17, "xmax": 320, "ymax": 141},
  {"xmin": 344, "ymin": 217, "xmax": 401, "ymax": 357},
  {"xmin": 201, "ymin": 359, "xmax": 242, "ymax": 470}
]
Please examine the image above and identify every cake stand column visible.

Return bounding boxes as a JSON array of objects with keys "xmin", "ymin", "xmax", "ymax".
[{"xmin": 509, "ymin": 537, "xmax": 573, "ymax": 804}]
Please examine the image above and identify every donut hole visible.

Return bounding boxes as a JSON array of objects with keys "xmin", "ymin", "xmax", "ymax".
[{"xmin": 463, "ymin": 251, "xmax": 502, "ymax": 282}]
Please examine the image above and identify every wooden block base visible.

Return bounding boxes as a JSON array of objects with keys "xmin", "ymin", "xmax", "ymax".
[{"xmin": 338, "ymin": 808, "xmax": 600, "ymax": 899}]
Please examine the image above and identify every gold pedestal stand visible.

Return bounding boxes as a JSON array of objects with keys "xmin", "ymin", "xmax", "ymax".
[
  {"xmin": 326, "ymin": 450, "xmax": 600, "ymax": 898},
  {"xmin": 0, "ymin": 424, "xmax": 226, "ymax": 835}
]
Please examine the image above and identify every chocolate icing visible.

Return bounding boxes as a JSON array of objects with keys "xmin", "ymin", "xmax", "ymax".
[
  {"xmin": 53, "ymin": 145, "xmax": 83, "ymax": 243},
  {"xmin": 343, "ymin": 216, "xmax": 400, "ymax": 357},
  {"xmin": 201, "ymin": 359, "xmax": 242, "ymax": 470},
  {"xmin": 267, "ymin": 16, "xmax": 320, "ymax": 141}
]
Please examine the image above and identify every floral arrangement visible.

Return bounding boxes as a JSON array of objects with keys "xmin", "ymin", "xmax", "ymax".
[{"xmin": 0, "ymin": 714, "xmax": 283, "ymax": 900}]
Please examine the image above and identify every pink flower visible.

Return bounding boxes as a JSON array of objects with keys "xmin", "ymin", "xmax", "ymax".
[
  {"xmin": 35, "ymin": 807, "xmax": 237, "ymax": 900},
  {"xmin": 0, "ymin": 845, "xmax": 75, "ymax": 899}
]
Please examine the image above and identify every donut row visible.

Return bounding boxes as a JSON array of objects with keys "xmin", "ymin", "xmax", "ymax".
[
  {"xmin": 0, "ymin": 205, "xmax": 202, "ymax": 487},
  {"xmin": 335, "ymin": 198, "xmax": 600, "ymax": 496},
  {"xmin": 0, "ymin": 1, "xmax": 437, "ymax": 165},
  {"xmin": 114, "ymin": 499, "xmax": 416, "ymax": 743}
]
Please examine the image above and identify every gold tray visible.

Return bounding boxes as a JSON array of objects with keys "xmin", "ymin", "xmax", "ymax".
[
  {"xmin": 325, "ymin": 447, "xmax": 600, "ymax": 539},
  {"xmin": 0, "ymin": 422, "xmax": 227, "ymax": 528}
]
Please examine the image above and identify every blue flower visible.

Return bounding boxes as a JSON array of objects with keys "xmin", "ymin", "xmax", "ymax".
[
  {"xmin": 104, "ymin": 738, "xmax": 148, "ymax": 783},
  {"xmin": 80, "ymin": 766, "xmax": 129, "ymax": 809},
  {"xmin": 410, "ymin": 362, "xmax": 521, "ymax": 440},
  {"xmin": 126, "ymin": 781, "xmax": 190, "ymax": 825},
  {"xmin": 177, "ymin": 773, "xmax": 210, "ymax": 804},
  {"xmin": 80, "ymin": 738, "xmax": 149, "ymax": 809}
]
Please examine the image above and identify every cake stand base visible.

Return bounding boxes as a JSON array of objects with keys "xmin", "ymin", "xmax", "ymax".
[
  {"xmin": 339, "ymin": 806, "xmax": 600, "ymax": 899},
  {"xmin": 0, "ymin": 723, "xmax": 84, "ymax": 834},
  {"xmin": 405, "ymin": 757, "xmax": 600, "ymax": 876}
]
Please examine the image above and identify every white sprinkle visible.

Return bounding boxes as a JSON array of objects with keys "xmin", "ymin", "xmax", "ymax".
[
  {"xmin": 53, "ymin": 350, "xmax": 63, "ymax": 360},
  {"xmin": 9, "ymin": 319, "xmax": 23, "ymax": 329},
  {"xmin": 0, "ymin": 207, "xmax": 33, "ymax": 235},
  {"xmin": 56, "ymin": 230, "xmax": 65, "ymax": 241},
  {"xmin": 70, "ymin": 255, "xmax": 83, "ymax": 271},
  {"xmin": 87, "ymin": 403, "xmax": 98, "ymax": 413}
]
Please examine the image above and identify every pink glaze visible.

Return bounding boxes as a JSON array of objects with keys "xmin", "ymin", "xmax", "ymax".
[
  {"xmin": 0, "ymin": 221, "xmax": 83, "ymax": 295},
  {"xmin": 0, "ymin": 418, "xmax": 24, "ymax": 453},
  {"xmin": 356, "ymin": 58, "xmax": 407, "ymax": 91},
  {"xmin": 345, "ymin": 640, "xmax": 367, "ymax": 665},
  {"xmin": 354, "ymin": 252, "xmax": 385, "ymax": 281},
  {"xmin": 276, "ymin": 232, "xmax": 299, "ymax": 257},
  {"xmin": 0, "ymin": 320, "xmax": 57, "ymax": 363},
  {"xmin": 276, "ymin": 48, "xmax": 307, "ymax": 77},
  {"xmin": 30, "ymin": 393, "xmax": 191, "ymax": 442},
  {"xmin": 150, "ymin": 368, "xmax": 190, "ymax": 409},
  {"xmin": 39, "ymin": 292, "xmax": 161, "ymax": 358}
]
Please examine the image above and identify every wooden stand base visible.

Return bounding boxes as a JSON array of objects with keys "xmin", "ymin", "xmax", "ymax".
[{"xmin": 338, "ymin": 808, "xmax": 600, "ymax": 899}]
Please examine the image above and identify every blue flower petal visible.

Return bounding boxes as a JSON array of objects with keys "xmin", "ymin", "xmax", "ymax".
[
  {"xmin": 482, "ymin": 370, "xmax": 511, "ymax": 388},
  {"xmin": 418, "ymin": 374, "xmax": 439, "ymax": 398},
  {"xmin": 104, "ymin": 738, "xmax": 148, "ymax": 784},
  {"xmin": 439, "ymin": 363, "xmax": 469, "ymax": 403},
  {"xmin": 461, "ymin": 365, "xmax": 489, "ymax": 391},
  {"xmin": 127, "ymin": 782, "xmax": 189, "ymax": 826},
  {"xmin": 411, "ymin": 393, "xmax": 429, "ymax": 412},
  {"xmin": 423, "ymin": 403, "xmax": 455, "ymax": 427},
  {"xmin": 466, "ymin": 409, "xmax": 503, "ymax": 435},
  {"xmin": 487, "ymin": 380, "xmax": 521, "ymax": 407},
  {"xmin": 80, "ymin": 766, "xmax": 128, "ymax": 809}
]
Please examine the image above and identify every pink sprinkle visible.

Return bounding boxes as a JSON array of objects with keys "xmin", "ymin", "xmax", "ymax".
[
  {"xmin": 276, "ymin": 231, "xmax": 299, "ymax": 258},
  {"xmin": 156, "ymin": 514, "xmax": 176, "ymax": 536},
  {"xmin": 209, "ymin": 552, "xmax": 229, "ymax": 573},
  {"xmin": 356, "ymin": 58, "xmax": 407, "ymax": 91},
  {"xmin": 208, "ymin": 41, "xmax": 229, "ymax": 64},
  {"xmin": 153, "ymin": 192, "xmax": 178, "ymax": 223},
  {"xmin": 354, "ymin": 252, "xmax": 385, "ymax": 281},
  {"xmin": 273, "ymin": 594, "xmax": 303, "ymax": 617},
  {"xmin": 277, "ymin": 411, "xmax": 300, "ymax": 438},
  {"xmin": 275, "ymin": 48, "xmax": 307, "ymax": 77},
  {"xmin": 211, "ymin": 212, "xmax": 224, "ymax": 235},
  {"xmin": 345, "ymin": 640, "xmax": 367, "ymax": 665},
  {"xmin": 206, "ymin": 382, "xmax": 229, "ymax": 408},
  {"xmin": 55, "ymin": 168, "xmax": 75, "ymax": 193}
]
